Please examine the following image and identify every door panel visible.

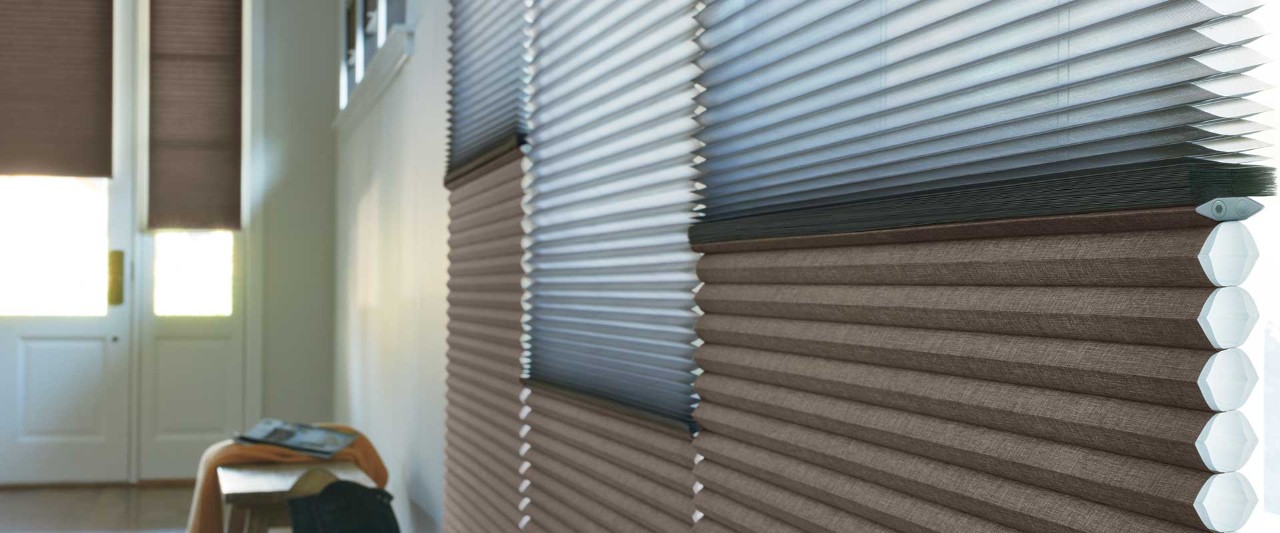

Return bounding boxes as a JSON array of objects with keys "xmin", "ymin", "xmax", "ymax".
[
  {"xmin": 0, "ymin": 276, "xmax": 130, "ymax": 484},
  {"xmin": 137, "ymin": 234, "xmax": 245, "ymax": 479},
  {"xmin": 0, "ymin": 327, "xmax": 130, "ymax": 483},
  {"xmin": 0, "ymin": 177, "xmax": 131, "ymax": 483},
  {"xmin": 0, "ymin": 2, "xmax": 133, "ymax": 484},
  {"xmin": 0, "ymin": 172, "xmax": 131, "ymax": 484},
  {"xmin": 20, "ymin": 338, "xmax": 108, "ymax": 439}
]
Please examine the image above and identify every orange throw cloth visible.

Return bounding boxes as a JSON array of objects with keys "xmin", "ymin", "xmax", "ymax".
[{"xmin": 186, "ymin": 424, "xmax": 389, "ymax": 533}]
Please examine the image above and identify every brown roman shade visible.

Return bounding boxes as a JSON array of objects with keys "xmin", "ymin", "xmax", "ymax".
[
  {"xmin": 692, "ymin": 209, "xmax": 1261, "ymax": 533},
  {"xmin": 148, "ymin": 0, "xmax": 242, "ymax": 229},
  {"xmin": 523, "ymin": 382, "xmax": 696, "ymax": 533},
  {"xmin": 0, "ymin": 0, "xmax": 113, "ymax": 177},
  {"xmin": 444, "ymin": 155, "xmax": 527, "ymax": 533}
]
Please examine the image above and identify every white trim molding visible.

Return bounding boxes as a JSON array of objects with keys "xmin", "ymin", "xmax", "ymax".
[{"xmin": 334, "ymin": 25, "xmax": 413, "ymax": 131}]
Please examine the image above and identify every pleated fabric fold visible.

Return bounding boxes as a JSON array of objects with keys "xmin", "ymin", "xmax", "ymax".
[
  {"xmin": 692, "ymin": 0, "xmax": 1274, "ymax": 240},
  {"xmin": 446, "ymin": 0, "xmax": 529, "ymax": 179},
  {"xmin": 443, "ymin": 155, "xmax": 528, "ymax": 532},
  {"xmin": 522, "ymin": 383, "xmax": 697, "ymax": 532},
  {"xmin": 523, "ymin": 0, "xmax": 703, "ymax": 424},
  {"xmin": 692, "ymin": 209, "xmax": 1261, "ymax": 533}
]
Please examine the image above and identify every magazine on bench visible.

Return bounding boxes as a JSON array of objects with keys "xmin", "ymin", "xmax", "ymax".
[{"xmin": 235, "ymin": 419, "xmax": 357, "ymax": 458}]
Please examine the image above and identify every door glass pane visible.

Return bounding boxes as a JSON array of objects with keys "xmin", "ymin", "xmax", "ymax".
[
  {"xmin": 153, "ymin": 231, "xmax": 233, "ymax": 317},
  {"xmin": 0, "ymin": 176, "xmax": 109, "ymax": 317}
]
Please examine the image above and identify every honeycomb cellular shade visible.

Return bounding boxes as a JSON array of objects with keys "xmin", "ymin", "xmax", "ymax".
[
  {"xmin": 522, "ymin": 383, "xmax": 697, "ymax": 532},
  {"xmin": 692, "ymin": 209, "xmax": 1263, "ymax": 533},
  {"xmin": 443, "ymin": 157, "xmax": 528, "ymax": 532},
  {"xmin": 694, "ymin": 0, "xmax": 1275, "ymax": 230},
  {"xmin": 149, "ymin": 0, "xmax": 243, "ymax": 229},
  {"xmin": 691, "ymin": 9, "xmax": 1272, "ymax": 529},
  {"xmin": 523, "ymin": 0, "xmax": 702, "ymax": 424},
  {"xmin": 446, "ymin": 0, "xmax": 530, "ymax": 179},
  {"xmin": 0, "ymin": 0, "xmax": 112, "ymax": 178},
  {"xmin": 691, "ymin": 160, "xmax": 1275, "ymax": 244}
]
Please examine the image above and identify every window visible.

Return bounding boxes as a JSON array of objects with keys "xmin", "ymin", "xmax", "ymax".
[
  {"xmin": 152, "ymin": 231, "xmax": 234, "ymax": 317},
  {"xmin": 339, "ymin": 0, "xmax": 408, "ymax": 109},
  {"xmin": 0, "ymin": 176, "xmax": 109, "ymax": 317}
]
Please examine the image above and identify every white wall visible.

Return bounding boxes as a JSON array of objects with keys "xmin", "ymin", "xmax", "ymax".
[
  {"xmin": 255, "ymin": 0, "xmax": 339, "ymax": 425},
  {"xmin": 333, "ymin": 0, "xmax": 453, "ymax": 530}
]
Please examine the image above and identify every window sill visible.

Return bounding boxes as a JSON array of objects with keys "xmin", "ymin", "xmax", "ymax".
[{"xmin": 334, "ymin": 26, "xmax": 414, "ymax": 130}]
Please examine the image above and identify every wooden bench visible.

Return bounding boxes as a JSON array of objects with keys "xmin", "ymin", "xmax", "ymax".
[{"xmin": 217, "ymin": 462, "xmax": 376, "ymax": 533}]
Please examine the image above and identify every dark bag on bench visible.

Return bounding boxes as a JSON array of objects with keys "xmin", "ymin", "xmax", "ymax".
[{"xmin": 288, "ymin": 480, "xmax": 400, "ymax": 533}]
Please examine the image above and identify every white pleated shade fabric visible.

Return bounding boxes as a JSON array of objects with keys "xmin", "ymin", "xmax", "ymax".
[
  {"xmin": 523, "ymin": 0, "xmax": 703, "ymax": 423},
  {"xmin": 695, "ymin": 0, "xmax": 1273, "ymax": 220},
  {"xmin": 447, "ymin": 0, "xmax": 530, "ymax": 173}
]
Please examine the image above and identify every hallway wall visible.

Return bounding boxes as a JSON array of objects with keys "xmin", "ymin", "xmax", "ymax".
[
  {"xmin": 333, "ymin": 0, "xmax": 452, "ymax": 530},
  {"xmin": 256, "ymin": 0, "xmax": 339, "ymax": 426}
]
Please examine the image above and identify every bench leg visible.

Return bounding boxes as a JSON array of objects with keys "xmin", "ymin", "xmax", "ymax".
[
  {"xmin": 246, "ymin": 509, "xmax": 271, "ymax": 533},
  {"xmin": 226, "ymin": 505, "xmax": 246, "ymax": 533}
]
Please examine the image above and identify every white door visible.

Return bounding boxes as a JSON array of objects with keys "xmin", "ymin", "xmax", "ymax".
[
  {"xmin": 136, "ymin": 230, "xmax": 245, "ymax": 479},
  {"xmin": 0, "ymin": 0, "xmax": 250, "ymax": 483},
  {"xmin": 128, "ymin": 0, "xmax": 249, "ymax": 479},
  {"xmin": 0, "ymin": 0, "xmax": 137, "ymax": 483},
  {"xmin": 0, "ymin": 175, "xmax": 134, "ymax": 484}
]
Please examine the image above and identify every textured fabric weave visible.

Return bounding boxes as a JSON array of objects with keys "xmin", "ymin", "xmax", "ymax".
[
  {"xmin": 698, "ymin": 227, "xmax": 1216, "ymax": 287},
  {"xmin": 697, "ymin": 284, "xmax": 1219, "ymax": 349},
  {"xmin": 443, "ymin": 155, "xmax": 527, "ymax": 532},
  {"xmin": 0, "ymin": 0, "xmax": 112, "ymax": 177},
  {"xmin": 698, "ymin": 376, "xmax": 1214, "ymax": 526},
  {"xmin": 523, "ymin": 384, "xmax": 696, "ymax": 532},
  {"xmin": 693, "ymin": 207, "xmax": 1216, "ymax": 253},
  {"xmin": 691, "ymin": 209, "xmax": 1258, "ymax": 531},
  {"xmin": 149, "ymin": 0, "xmax": 242, "ymax": 229},
  {"xmin": 696, "ymin": 404, "xmax": 1204, "ymax": 533},
  {"xmin": 696, "ymin": 314, "xmax": 1220, "ymax": 410}
]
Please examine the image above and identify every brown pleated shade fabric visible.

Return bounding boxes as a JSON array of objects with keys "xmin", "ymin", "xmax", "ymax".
[
  {"xmin": 148, "ymin": 0, "xmax": 242, "ymax": 229},
  {"xmin": 692, "ymin": 209, "xmax": 1261, "ymax": 533},
  {"xmin": 0, "ymin": 0, "xmax": 112, "ymax": 177},
  {"xmin": 444, "ymin": 155, "xmax": 527, "ymax": 532},
  {"xmin": 523, "ymin": 382, "xmax": 697, "ymax": 532}
]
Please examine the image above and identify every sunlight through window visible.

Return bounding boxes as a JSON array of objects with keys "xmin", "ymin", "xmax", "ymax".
[
  {"xmin": 153, "ymin": 231, "xmax": 234, "ymax": 317},
  {"xmin": 0, "ymin": 176, "xmax": 109, "ymax": 316}
]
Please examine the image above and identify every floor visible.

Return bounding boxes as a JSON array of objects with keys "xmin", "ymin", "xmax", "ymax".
[{"xmin": 0, "ymin": 486, "xmax": 191, "ymax": 533}]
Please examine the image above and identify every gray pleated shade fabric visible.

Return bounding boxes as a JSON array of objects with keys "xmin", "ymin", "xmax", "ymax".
[
  {"xmin": 522, "ymin": 0, "xmax": 702, "ymax": 423},
  {"xmin": 694, "ymin": 0, "xmax": 1273, "ymax": 235},
  {"xmin": 692, "ymin": 209, "xmax": 1261, "ymax": 533},
  {"xmin": 446, "ymin": 0, "xmax": 530, "ymax": 180},
  {"xmin": 444, "ymin": 156, "xmax": 528, "ymax": 533},
  {"xmin": 523, "ymin": 383, "xmax": 697, "ymax": 533},
  {"xmin": 148, "ymin": 0, "xmax": 242, "ymax": 229},
  {"xmin": 0, "ymin": 0, "xmax": 112, "ymax": 177}
]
